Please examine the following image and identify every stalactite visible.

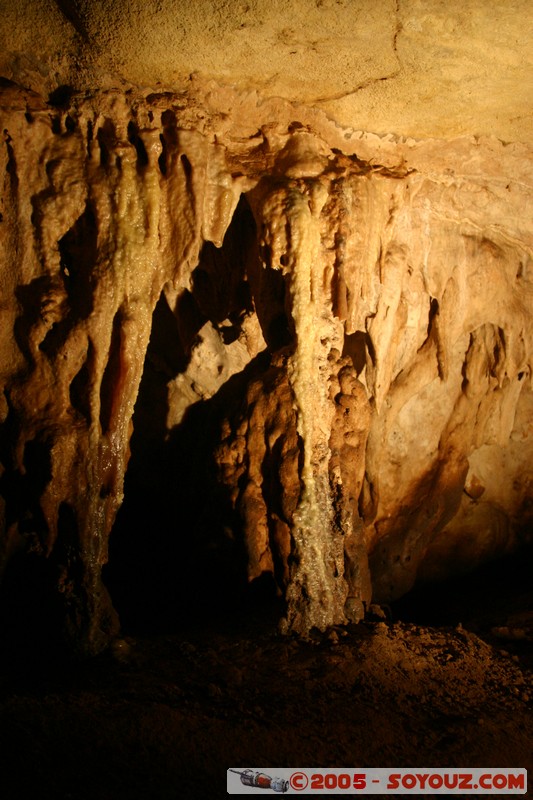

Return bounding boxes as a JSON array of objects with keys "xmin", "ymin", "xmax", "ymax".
[
  {"xmin": 1, "ymin": 84, "xmax": 533, "ymax": 650},
  {"xmin": 0, "ymin": 93, "xmax": 245, "ymax": 652}
]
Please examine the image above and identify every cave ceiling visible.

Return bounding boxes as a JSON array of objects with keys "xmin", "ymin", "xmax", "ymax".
[{"xmin": 1, "ymin": 0, "xmax": 532, "ymax": 144}]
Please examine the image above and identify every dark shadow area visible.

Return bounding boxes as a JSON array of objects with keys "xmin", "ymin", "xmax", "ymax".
[
  {"xmin": 0, "ymin": 497, "xmax": 90, "ymax": 669},
  {"xmin": 392, "ymin": 544, "xmax": 533, "ymax": 664},
  {"xmin": 52, "ymin": 0, "xmax": 89, "ymax": 41},
  {"xmin": 127, "ymin": 121, "xmax": 149, "ymax": 173},
  {"xmin": 103, "ymin": 351, "xmax": 278, "ymax": 635},
  {"xmin": 99, "ymin": 307, "xmax": 123, "ymax": 435},
  {"xmin": 0, "ymin": 551, "xmax": 67, "ymax": 661},
  {"xmin": 0, "ymin": 420, "xmax": 52, "ymax": 549},
  {"xmin": 96, "ymin": 118, "xmax": 117, "ymax": 168},
  {"xmin": 190, "ymin": 193, "xmax": 255, "ymax": 331},
  {"xmin": 47, "ymin": 84, "xmax": 76, "ymax": 108},
  {"xmin": 58, "ymin": 199, "xmax": 98, "ymax": 320},
  {"xmin": 104, "ymin": 193, "xmax": 285, "ymax": 635},
  {"xmin": 342, "ymin": 329, "xmax": 368, "ymax": 375},
  {"xmin": 2, "ymin": 554, "xmax": 533, "ymax": 800},
  {"xmin": 392, "ymin": 546, "xmax": 533, "ymax": 626}
]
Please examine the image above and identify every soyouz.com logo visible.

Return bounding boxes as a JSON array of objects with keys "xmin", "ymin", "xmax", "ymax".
[{"xmin": 227, "ymin": 767, "xmax": 527, "ymax": 794}]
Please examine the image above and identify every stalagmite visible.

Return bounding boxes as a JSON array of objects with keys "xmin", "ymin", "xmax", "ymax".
[{"xmin": 252, "ymin": 177, "xmax": 350, "ymax": 632}]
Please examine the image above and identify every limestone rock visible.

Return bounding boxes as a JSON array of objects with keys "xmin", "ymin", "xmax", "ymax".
[
  {"xmin": 1, "ymin": 1, "xmax": 533, "ymax": 144},
  {"xmin": 0, "ymin": 80, "xmax": 532, "ymax": 650}
]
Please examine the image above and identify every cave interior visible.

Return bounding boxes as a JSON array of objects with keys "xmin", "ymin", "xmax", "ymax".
[{"xmin": 1, "ymin": 1, "xmax": 533, "ymax": 797}]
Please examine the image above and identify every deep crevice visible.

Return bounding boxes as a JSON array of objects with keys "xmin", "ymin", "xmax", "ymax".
[
  {"xmin": 127, "ymin": 121, "xmax": 149, "ymax": 172},
  {"xmin": 58, "ymin": 200, "xmax": 98, "ymax": 319},
  {"xmin": 69, "ymin": 341, "xmax": 95, "ymax": 424},
  {"xmin": 342, "ymin": 330, "xmax": 367, "ymax": 375},
  {"xmin": 96, "ymin": 119, "xmax": 116, "ymax": 168},
  {"xmin": 99, "ymin": 309, "xmax": 123, "ymax": 435}
]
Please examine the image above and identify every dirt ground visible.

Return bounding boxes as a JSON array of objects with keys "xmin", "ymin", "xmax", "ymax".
[{"xmin": 0, "ymin": 552, "xmax": 532, "ymax": 800}]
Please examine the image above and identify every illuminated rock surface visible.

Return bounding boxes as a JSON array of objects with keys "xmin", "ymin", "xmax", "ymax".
[{"xmin": 0, "ymin": 1, "xmax": 532, "ymax": 652}]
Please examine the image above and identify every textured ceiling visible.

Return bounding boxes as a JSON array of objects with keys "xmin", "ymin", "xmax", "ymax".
[{"xmin": 1, "ymin": 0, "xmax": 532, "ymax": 142}]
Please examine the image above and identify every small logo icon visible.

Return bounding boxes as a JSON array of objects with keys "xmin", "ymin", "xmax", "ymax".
[
  {"xmin": 229, "ymin": 769, "xmax": 289, "ymax": 793},
  {"xmin": 290, "ymin": 771, "xmax": 309, "ymax": 791}
]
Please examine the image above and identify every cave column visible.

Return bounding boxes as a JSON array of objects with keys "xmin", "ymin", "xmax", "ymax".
[{"xmin": 257, "ymin": 178, "xmax": 350, "ymax": 633}]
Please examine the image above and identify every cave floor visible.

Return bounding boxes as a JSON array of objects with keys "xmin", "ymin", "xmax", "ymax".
[{"xmin": 1, "ymin": 567, "xmax": 533, "ymax": 800}]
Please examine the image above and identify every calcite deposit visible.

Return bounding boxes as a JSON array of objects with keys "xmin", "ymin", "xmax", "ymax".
[{"xmin": 0, "ymin": 75, "xmax": 532, "ymax": 652}]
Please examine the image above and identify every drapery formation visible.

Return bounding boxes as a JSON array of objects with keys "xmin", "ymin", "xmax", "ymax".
[{"xmin": 1, "ymin": 86, "xmax": 532, "ymax": 652}]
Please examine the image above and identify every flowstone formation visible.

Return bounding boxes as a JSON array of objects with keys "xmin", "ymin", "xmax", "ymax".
[{"xmin": 1, "ymin": 82, "xmax": 532, "ymax": 652}]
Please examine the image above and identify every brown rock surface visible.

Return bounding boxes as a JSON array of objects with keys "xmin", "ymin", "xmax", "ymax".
[
  {"xmin": 1, "ymin": 595, "xmax": 532, "ymax": 799},
  {"xmin": 1, "ymin": 0, "xmax": 533, "ymax": 144},
  {"xmin": 0, "ymin": 7, "xmax": 532, "ymax": 650}
]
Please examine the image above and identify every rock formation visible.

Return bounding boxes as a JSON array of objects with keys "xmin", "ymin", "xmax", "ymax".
[{"xmin": 0, "ymin": 2, "xmax": 532, "ymax": 654}]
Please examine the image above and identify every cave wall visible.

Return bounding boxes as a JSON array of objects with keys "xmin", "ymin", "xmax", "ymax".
[{"xmin": 1, "ymin": 83, "xmax": 533, "ymax": 651}]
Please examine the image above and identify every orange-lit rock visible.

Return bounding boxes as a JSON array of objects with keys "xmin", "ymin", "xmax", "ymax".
[{"xmin": 0, "ymin": 81, "xmax": 532, "ymax": 650}]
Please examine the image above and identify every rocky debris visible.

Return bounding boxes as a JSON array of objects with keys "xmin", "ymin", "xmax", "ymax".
[
  {"xmin": 0, "ymin": 613, "xmax": 532, "ymax": 799},
  {"xmin": 492, "ymin": 611, "xmax": 533, "ymax": 642}
]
